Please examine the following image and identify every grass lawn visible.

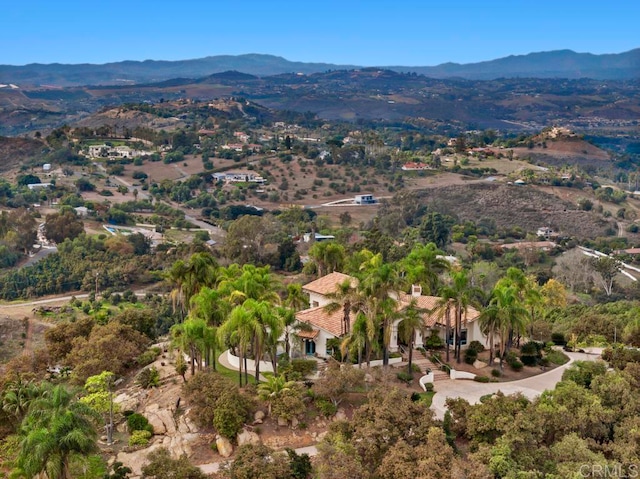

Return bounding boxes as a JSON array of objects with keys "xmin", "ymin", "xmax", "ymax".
[
  {"xmin": 416, "ymin": 391, "xmax": 435, "ymax": 407},
  {"xmin": 214, "ymin": 362, "xmax": 259, "ymax": 385}
]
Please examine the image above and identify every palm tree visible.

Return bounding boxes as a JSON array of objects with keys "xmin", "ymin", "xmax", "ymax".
[
  {"xmin": 438, "ymin": 269, "xmax": 479, "ymax": 364},
  {"xmin": 398, "ymin": 299, "xmax": 426, "ymax": 375},
  {"xmin": 13, "ymin": 384, "xmax": 99, "ymax": 479},
  {"xmin": 340, "ymin": 313, "xmax": 368, "ymax": 367},
  {"xmin": 489, "ymin": 284, "xmax": 529, "ymax": 370},
  {"xmin": 171, "ymin": 319, "xmax": 205, "ymax": 376},
  {"xmin": 398, "ymin": 242, "xmax": 450, "ymax": 294},
  {"xmin": 218, "ymin": 305, "xmax": 255, "ymax": 386},
  {"xmin": 478, "ymin": 303, "xmax": 500, "ymax": 366},
  {"xmin": 2, "ymin": 376, "xmax": 42, "ymax": 427},
  {"xmin": 275, "ymin": 306, "xmax": 312, "ymax": 360},
  {"xmin": 324, "ymin": 277, "xmax": 360, "ymax": 337},
  {"xmin": 189, "ymin": 286, "xmax": 230, "ymax": 328},
  {"xmin": 358, "ymin": 255, "xmax": 401, "ymax": 366},
  {"xmin": 308, "ymin": 242, "xmax": 346, "ymax": 277},
  {"xmin": 166, "ymin": 252, "xmax": 218, "ymax": 320},
  {"xmin": 218, "ymin": 264, "xmax": 280, "ymax": 305},
  {"xmin": 257, "ymin": 375, "xmax": 296, "ymax": 416},
  {"xmin": 284, "ymin": 283, "xmax": 309, "ymax": 312}
]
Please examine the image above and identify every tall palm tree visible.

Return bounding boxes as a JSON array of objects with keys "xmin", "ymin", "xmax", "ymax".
[
  {"xmin": 189, "ymin": 286, "xmax": 230, "ymax": 328},
  {"xmin": 275, "ymin": 306, "xmax": 312, "ymax": 360},
  {"xmin": 308, "ymin": 241, "xmax": 346, "ymax": 277},
  {"xmin": 398, "ymin": 299, "xmax": 426, "ymax": 375},
  {"xmin": 166, "ymin": 252, "xmax": 218, "ymax": 320},
  {"xmin": 340, "ymin": 312, "xmax": 368, "ymax": 367},
  {"xmin": 13, "ymin": 384, "xmax": 99, "ymax": 479},
  {"xmin": 478, "ymin": 303, "xmax": 500, "ymax": 366},
  {"xmin": 438, "ymin": 269, "xmax": 479, "ymax": 364},
  {"xmin": 358, "ymin": 254, "xmax": 400, "ymax": 366},
  {"xmin": 218, "ymin": 305, "xmax": 255, "ymax": 386},
  {"xmin": 218, "ymin": 264, "xmax": 280, "ymax": 306},
  {"xmin": 171, "ymin": 318, "xmax": 206, "ymax": 376},
  {"xmin": 284, "ymin": 283, "xmax": 309, "ymax": 312},
  {"xmin": 489, "ymin": 284, "xmax": 529, "ymax": 370},
  {"xmin": 398, "ymin": 242, "xmax": 450, "ymax": 294},
  {"xmin": 324, "ymin": 277, "xmax": 360, "ymax": 337}
]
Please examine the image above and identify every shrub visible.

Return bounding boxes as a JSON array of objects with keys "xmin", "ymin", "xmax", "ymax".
[
  {"xmin": 468, "ymin": 341, "xmax": 485, "ymax": 354},
  {"xmin": 546, "ymin": 350, "xmax": 569, "ymax": 365},
  {"xmin": 474, "ymin": 376, "xmax": 490, "ymax": 383},
  {"xmin": 128, "ymin": 429, "xmax": 152, "ymax": 446},
  {"xmin": 136, "ymin": 366, "xmax": 160, "ymax": 389},
  {"xmin": 491, "ymin": 368, "xmax": 501, "ymax": 378},
  {"xmin": 137, "ymin": 349, "xmax": 160, "ymax": 367},
  {"xmin": 289, "ymin": 359, "xmax": 317, "ymax": 377},
  {"xmin": 411, "ymin": 363, "xmax": 422, "ymax": 374},
  {"xmin": 520, "ymin": 355, "xmax": 538, "ymax": 367},
  {"xmin": 424, "ymin": 382, "xmax": 434, "ymax": 392},
  {"xmin": 464, "ymin": 349, "xmax": 478, "ymax": 365},
  {"xmin": 551, "ymin": 332, "xmax": 566, "ymax": 346},
  {"xmin": 424, "ymin": 331, "xmax": 444, "ymax": 349},
  {"xmin": 183, "ymin": 371, "xmax": 252, "ymax": 438},
  {"xmin": 213, "ymin": 399, "xmax": 247, "ymax": 440},
  {"xmin": 508, "ymin": 359, "xmax": 523, "ymax": 372},
  {"xmin": 396, "ymin": 371, "xmax": 413, "ymax": 384},
  {"xmin": 127, "ymin": 413, "xmax": 153, "ymax": 434},
  {"xmin": 315, "ymin": 398, "xmax": 337, "ymax": 417}
]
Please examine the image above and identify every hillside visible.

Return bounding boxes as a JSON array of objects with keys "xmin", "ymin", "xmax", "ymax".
[
  {"xmin": 416, "ymin": 182, "xmax": 615, "ymax": 239},
  {"xmin": 1, "ymin": 49, "xmax": 638, "ymax": 87},
  {"xmin": 2, "ymin": 71, "xmax": 639, "ymax": 136},
  {"xmin": 0, "ymin": 136, "xmax": 47, "ymax": 172}
]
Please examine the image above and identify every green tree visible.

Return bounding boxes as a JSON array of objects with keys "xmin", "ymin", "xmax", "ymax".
[
  {"xmin": 13, "ymin": 385, "xmax": 99, "ymax": 479},
  {"xmin": 43, "ymin": 210, "xmax": 84, "ymax": 244},
  {"xmin": 79, "ymin": 371, "xmax": 118, "ymax": 445},
  {"xmin": 419, "ymin": 212, "xmax": 452, "ymax": 249}
]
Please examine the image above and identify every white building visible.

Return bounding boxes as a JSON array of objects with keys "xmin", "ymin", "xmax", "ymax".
[{"xmin": 295, "ymin": 272, "xmax": 485, "ymax": 358}]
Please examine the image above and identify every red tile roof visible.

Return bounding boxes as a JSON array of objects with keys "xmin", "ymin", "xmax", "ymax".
[
  {"xmin": 296, "ymin": 306, "xmax": 345, "ymax": 337},
  {"xmin": 302, "ymin": 272, "xmax": 357, "ymax": 296}
]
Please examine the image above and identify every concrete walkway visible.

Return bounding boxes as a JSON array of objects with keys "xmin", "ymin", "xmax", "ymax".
[{"xmin": 430, "ymin": 350, "xmax": 600, "ymax": 419}]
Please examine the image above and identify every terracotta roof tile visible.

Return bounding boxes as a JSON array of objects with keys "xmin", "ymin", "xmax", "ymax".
[
  {"xmin": 302, "ymin": 272, "xmax": 357, "ymax": 296},
  {"xmin": 297, "ymin": 329, "xmax": 320, "ymax": 339},
  {"xmin": 398, "ymin": 293, "xmax": 481, "ymax": 328},
  {"xmin": 296, "ymin": 306, "xmax": 346, "ymax": 337}
]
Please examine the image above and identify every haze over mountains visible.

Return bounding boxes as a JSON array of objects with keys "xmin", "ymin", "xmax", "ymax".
[{"xmin": 1, "ymin": 49, "xmax": 638, "ymax": 87}]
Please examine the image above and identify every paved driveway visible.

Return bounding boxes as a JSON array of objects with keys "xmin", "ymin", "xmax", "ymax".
[{"xmin": 430, "ymin": 350, "xmax": 600, "ymax": 419}]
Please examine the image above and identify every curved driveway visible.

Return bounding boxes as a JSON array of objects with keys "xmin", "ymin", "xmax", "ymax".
[{"xmin": 430, "ymin": 350, "xmax": 600, "ymax": 420}]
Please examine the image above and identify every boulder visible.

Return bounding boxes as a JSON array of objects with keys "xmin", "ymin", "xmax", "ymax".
[
  {"xmin": 473, "ymin": 359, "xmax": 488, "ymax": 369},
  {"xmin": 254, "ymin": 410, "xmax": 266, "ymax": 422},
  {"xmin": 145, "ymin": 404, "xmax": 177, "ymax": 435},
  {"xmin": 334, "ymin": 409, "xmax": 347, "ymax": 421},
  {"xmin": 216, "ymin": 435, "xmax": 233, "ymax": 458},
  {"xmin": 291, "ymin": 417, "xmax": 299, "ymax": 429},
  {"xmin": 237, "ymin": 429, "xmax": 261, "ymax": 446},
  {"xmin": 277, "ymin": 416, "xmax": 288, "ymax": 427}
]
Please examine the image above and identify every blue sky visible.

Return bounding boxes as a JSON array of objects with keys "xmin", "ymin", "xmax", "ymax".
[{"xmin": 2, "ymin": 1, "xmax": 638, "ymax": 66}]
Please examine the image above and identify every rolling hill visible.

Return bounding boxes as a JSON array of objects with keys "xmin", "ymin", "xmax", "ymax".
[{"xmin": 1, "ymin": 49, "xmax": 638, "ymax": 87}]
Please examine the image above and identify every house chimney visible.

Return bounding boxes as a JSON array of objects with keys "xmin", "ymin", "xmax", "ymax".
[{"xmin": 411, "ymin": 284, "xmax": 422, "ymax": 297}]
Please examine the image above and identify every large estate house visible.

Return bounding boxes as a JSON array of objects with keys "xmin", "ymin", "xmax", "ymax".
[{"xmin": 295, "ymin": 271, "xmax": 485, "ymax": 358}]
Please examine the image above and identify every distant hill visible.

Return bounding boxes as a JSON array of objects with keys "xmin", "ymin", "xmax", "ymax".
[
  {"xmin": 397, "ymin": 49, "xmax": 640, "ymax": 80},
  {"xmin": 0, "ymin": 54, "xmax": 357, "ymax": 87},
  {"xmin": 0, "ymin": 49, "xmax": 638, "ymax": 87}
]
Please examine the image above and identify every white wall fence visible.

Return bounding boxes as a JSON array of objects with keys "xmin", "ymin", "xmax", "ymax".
[{"xmin": 226, "ymin": 350, "xmax": 275, "ymax": 374}]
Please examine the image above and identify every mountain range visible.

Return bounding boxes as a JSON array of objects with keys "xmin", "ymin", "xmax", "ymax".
[{"xmin": 1, "ymin": 49, "xmax": 638, "ymax": 87}]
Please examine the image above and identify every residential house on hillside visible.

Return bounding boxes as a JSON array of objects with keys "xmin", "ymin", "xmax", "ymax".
[{"xmin": 294, "ymin": 272, "xmax": 484, "ymax": 358}]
